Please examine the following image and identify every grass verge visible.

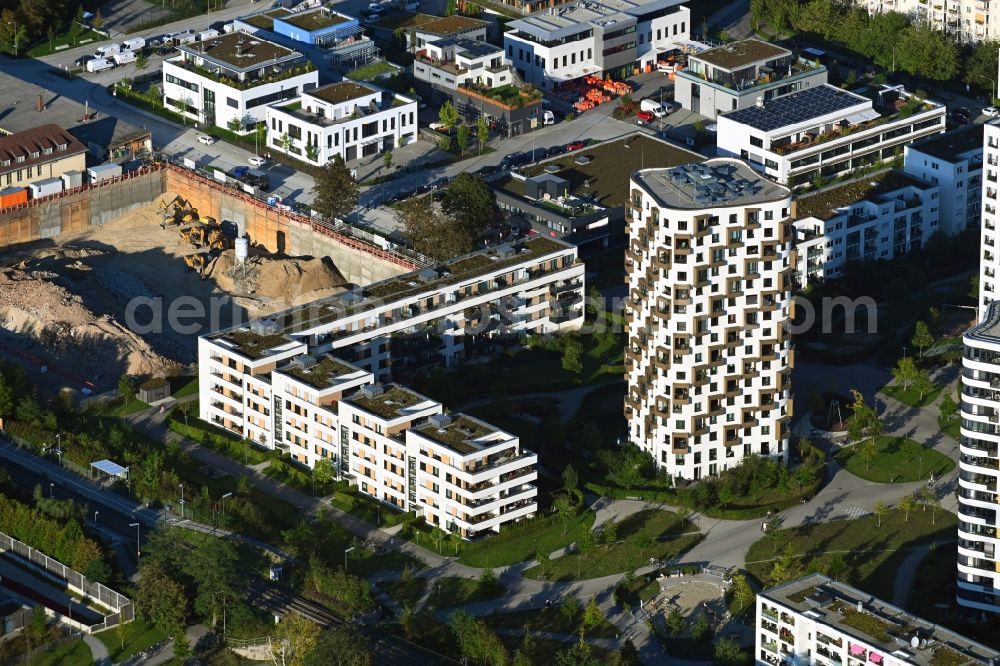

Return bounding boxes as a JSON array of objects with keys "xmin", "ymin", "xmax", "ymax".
[
  {"xmin": 425, "ymin": 577, "xmax": 505, "ymax": 610},
  {"xmin": 833, "ymin": 436, "xmax": 954, "ymax": 483},
  {"xmin": 456, "ymin": 509, "xmax": 596, "ymax": 568},
  {"xmin": 881, "ymin": 383, "xmax": 942, "ymax": 408},
  {"xmin": 95, "ymin": 619, "xmax": 166, "ymax": 663},
  {"xmin": 486, "ymin": 606, "xmax": 618, "ymax": 639}
]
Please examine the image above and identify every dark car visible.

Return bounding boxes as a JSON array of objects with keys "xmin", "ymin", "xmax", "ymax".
[
  {"xmin": 475, "ymin": 164, "xmax": 501, "ymax": 178},
  {"xmin": 209, "ymin": 20, "xmax": 227, "ymax": 31},
  {"xmin": 546, "ymin": 145, "xmax": 566, "ymax": 157},
  {"xmin": 565, "ymin": 141, "xmax": 586, "ymax": 151},
  {"xmin": 952, "ymin": 107, "xmax": 972, "ymax": 124},
  {"xmin": 75, "ymin": 54, "xmax": 95, "ymax": 68}
]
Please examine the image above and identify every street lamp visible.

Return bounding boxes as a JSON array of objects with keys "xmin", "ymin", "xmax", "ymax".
[
  {"xmin": 49, "ymin": 483, "xmax": 54, "ymax": 499},
  {"xmin": 221, "ymin": 492, "xmax": 232, "ymax": 520},
  {"xmin": 93, "ymin": 511, "xmax": 99, "ymax": 524},
  {"xmin": 344, "ymin": 546, "xmax": 355, "ymax": 573},
  {"xmin": 6, "ymin": 21, "xmax": 17, "ymax": 58},
  {"xmin": 129, "ymin": 522, "xmax": 140, "ymax": 559},
  {"xmin": 179, "ymin": 483, "xmax": 185, "ymax": 519}
]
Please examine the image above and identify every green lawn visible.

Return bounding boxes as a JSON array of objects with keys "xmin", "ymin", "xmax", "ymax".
[
  {"xmin": 329, "ymin": 489, "xmax": 415, "ymax": 527},
  {"xmin": 173, "ymin": 377, "xmax": 199, "ymax": 398},
  {"xmin": 345, "ymin": 59, "xmax": 398, "ymax": 81},
  {"xmin": 487, "ymin": 606, "xmax": 619, "ymax": 639},
  {"xmin": 34, "ymin": 639, "xmax": 93, "ymax": 666},
  {"xmin": 380, "ymin": 575, "xmax": 427, "ymax": 609},
  {"xmin": 457, "ymin": 509, "xmax": 596, "ymax": 568},
  {"xmin": 745, "ymin": 509, "xmax": 957, "ymax": 601},
  {"xmin": 834, "ymin": 436, "xmax": 954, "ymax": 483},
  {"xmin": 881, "ymin": 383, "xmax": 942, "ymax": 408},
  {"xmin": 425, "ymin": 576, "xmax": 506, "ymax": 610},
  {"xmin": 29, "ymin": 27, "xmax": 104, "ymax": 56},
  {"xmin": 523, "ymin": 509, "xmax": 701, "ymax": 582},
  {"xmin": 95, "ymin": 620, "xmax": 167, "ymax": 663},
  {"xmin": 939, "ymin": 415, "xmax": 960, "ymax": 441}
]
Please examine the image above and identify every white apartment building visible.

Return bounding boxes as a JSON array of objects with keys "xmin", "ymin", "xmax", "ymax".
[
  {"xmin": 756, "ymin": 574, "xmax": 1000, "ymax": 666},
  {"xmin": 265, "ymin": 81, "xmax": 418, "ymax": 163},
  {"xmin": 904, "ymin": 124, "xmax": 983, "ymax": 236},
  {"xmin": 503, "ymin": 0, "xmax": 689, "ymax": 90},
  {"xmin": 716, "ymin": 84, "xmax": 946, "ymax": 187},
  {"xmin": 980, "ymin": 120, "xmax": 1000, "ymax": 313},
  {"xmin": 200, "ymin": 347, "xmax": 538, "ymax": 536},
  {"xmin": 162, "ymin": 31, "xmax": 319, "ymax": 131},
  {"xmin": 958, "ymin": 300, "xmax": 1000, "ymax": 613},
  {"xmin": 625, "ymin": 159, "xmax": 794, "ymax": 480},
  {"xmin": 413, "ymin": 37, "xmax": 513, "ymax": 92},
  {"xmin": 674, "ymin": 39, "xmax": 828, "ymax": 121},
  {"xmin": 792, "ymin": 170, "xmax": 940, "ymax": 286},
  {"xmin": 864, "ymin": 0, "xmax": 994, "ymax": 43}
]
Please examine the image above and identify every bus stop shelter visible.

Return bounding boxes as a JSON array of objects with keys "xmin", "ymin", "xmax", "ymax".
[{"xmin": 90, "ymin": 459, "xmax": 128, "ymax": 486}]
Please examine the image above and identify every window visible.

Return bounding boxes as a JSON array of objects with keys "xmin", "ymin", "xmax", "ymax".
[
  {"xmin": 226, "ymin": 97, "xmax": 237, "ymax": 108},
  {"xmin": 750, "ymin": 136, "xmax": 763, "ymax": 148}
]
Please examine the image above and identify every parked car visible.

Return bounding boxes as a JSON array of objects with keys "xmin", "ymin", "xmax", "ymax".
[
  {"xmin": 475, "ymin": 164, "xmax": 500, "ymax": 178},
  {"xmin": 565, "ymin": 141, "xmax": 585, "ymax": 151},
  {"xmin": 984, "ymin": 106, "xmax": 1000, "ymax": 118},
  {"xmin": 952, "ymin": 107, "xmax": 972, "ymax": 124},
  {"xmin": 75, "ymin": 54, "xmax": 95, "ymax": 68},
  {"xmin": 545, "ymin": 145, "xmax": 566, "ymax": 157},
  {"xmin": 248, "ymin": 155, "xmax": 267, "ymax": 167},
  {"xmin": 636, "ymin": 110, "xmax": 655, "ymax": 123},
  {"xmin": 197, "ymin": 135, "xmax": 216, "ymax": 145}
]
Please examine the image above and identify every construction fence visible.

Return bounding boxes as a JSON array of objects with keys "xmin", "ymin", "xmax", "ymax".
[{"xmin": 0, "ymin": 530, "xmax": 134, "ymax": 633}]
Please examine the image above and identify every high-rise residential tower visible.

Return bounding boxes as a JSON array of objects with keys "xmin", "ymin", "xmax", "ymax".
[{"xmin": 624, "ymin": 158, "xmax": 795, "ymax": 480}]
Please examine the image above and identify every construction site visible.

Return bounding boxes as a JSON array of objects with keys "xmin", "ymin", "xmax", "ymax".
[{"xmin": 0, "ymin": 165, "xmax": 418, "ymax": 394}]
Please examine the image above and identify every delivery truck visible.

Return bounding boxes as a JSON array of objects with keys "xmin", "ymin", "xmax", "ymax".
[
  {"xmin": 111, "ymin": 50, "xmax": 136, "ymax": 65},
  {"xmin": 95, "ymin": 43, "xmax": 121, "ymax": 57},
  {"xmin": 86, "ymin": 57, "xmax": 114, "ymax": 73},
  {"xmin": 122, "ymin": 37, "xmax": 146, "ymax": 51},
  {"xmin": 640, "ymin": 99, "xmax": 669, "ymax": 118}
]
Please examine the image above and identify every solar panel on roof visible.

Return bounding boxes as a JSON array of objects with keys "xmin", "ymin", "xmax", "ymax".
[{"xmin": 722, "ymin": 85, "xmax": 868, "ymax": 132}]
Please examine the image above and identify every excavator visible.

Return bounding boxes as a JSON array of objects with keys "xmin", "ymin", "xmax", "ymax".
[
  {"xmin": 184, "ymin": 253, "xmax": 208, "ymax": 274},
  {"xmin": 159, "ymin": 196, "xmax": 198, "ymax": 227}
]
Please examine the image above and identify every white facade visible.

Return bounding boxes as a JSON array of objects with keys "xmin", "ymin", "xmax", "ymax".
[
  {"xmin": 792, "ymin": 170, "xmax": 939, "ymax": 286},
  {"xmin": 161, "ymin": 33, "xmax": 318, "ymax": 131},
  {"xmin": 863, "ymin": 0, "xmax": 995, "ymax": 43},
  {"xmin": 503, "ymin": 0, "xmax": 689, "ymax": 90},
  {"xmin": 625, "ymin": 159, "xmax": 794, "ymax": 480},
  {"xmin": 981, "ymin": 121, "xmax": 1000, "ymax": 314},
  {"xmin": 958, "ymin": 301, "xmax": 1000, "ymax": 613},
  {"xmin": 716, "ymin": 84, "xmax": 946, "ymax": 187},
  {"xmin": 265, "ymin": 82, "xmax": 418, "ymax": 164},
  {"xmin": 413, "ymin": 38, "xmax": 513, "ymax": 91},
  {"xmin": 903, "ymin": 124, "xmax": 983, "ymax": 237},
  {"xmin": 199, "ymin": 346, "xmax": 538, "ymax": 536},
  {"xmin": 757, "ymin": 574, "xmax": 1000, "ymax": 666}
]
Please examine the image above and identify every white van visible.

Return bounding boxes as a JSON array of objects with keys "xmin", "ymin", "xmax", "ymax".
[
  {"xmin": 95, "ymin": 43, "xmax": 121, "ymax": 57},
  {"xmin": 86, "ymin": 57, "xmax": 114, "ymax": 73},
  {"xmin": 543, "ymin": 110, "xmax": 555, "ymax": 125},
  {"xmin": 111, "ymin": 50, "xmax": 136, "ymax": 65},
  {"xmin": 640, "ymin": 98, "xmax": 668, "ymax": 118},
  {"xmin": 122, "ymin": 37, "xmax": 145, "ymax": 51}
]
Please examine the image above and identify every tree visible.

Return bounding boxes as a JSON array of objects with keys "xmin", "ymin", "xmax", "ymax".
[
  {"xmin": 189, "ymin": 537, "xmax": 244, "ymax": 629},
  {"xmin": 457, "ymin": 124, "xmax": 470, "ymax": 155},
  {"xmin": 312, "ymin": 156, "xmax": 359, "ymax": 222},
  {"xmin": 442, "ymin": 173, "xmax": 496, "ymax": 239},
  {"xmin": 898, "ymin": 494, "xmax": 916, "ymax": 522},
  {"xmin": 396, "ymin": 196, "xmax": 475, "ymax": 261},
  {"xmin": 314, "ymin": 457, "xmax": 336, "ymax": 486},
  {"xmin": 713, "ymin": 636, "xmax": 747, "ymax": 666},
  {"xmin": 277, "ymin": 613, "xmax": 322, "ymax": 666},
  {"xmin": 305, "ymin": 625, "xmax": 374, "ymax": 666},
  {"xmin": 731, "ymin": 573, "xmax": 753, "ymax": 612},
  {"xmin": 859, "ymin": 435, "xmax": 878, "ymax": 472},
  {"xmin": 560, "ymin": 595, "xmax": 580, "ymax": 621},
  {"xmin": 691, "ymin": 613, "xmax": 712, "ymax": 642},
  {"xmin": 847, "ymin": 389, "xmax": 882, "ymax": 470},
  {"xmin": 874, "ymin": 499, "xmax": 888, "ymax": 528},
  {"xmin": 383, "ymin": 149, "xmax": 393, "ymax": 173},
  {"xmin": 476, "ymin": 116, "xmax": 489, "ymax": 154},
  {"xmin": 582, "ymin": 596, "xmax": 604, "ymax": 631},
  {"xmin": 632, "ymin": 532, "xmax": 652, "ymax": 558},
  {"xmin": 562, "ymin": 334, "xmax": 584, "ymax": 375},
  {"xmin": 602, "ymin": 520, "xmax": 618, "ymax": 545},
  {"xmin": 666, "ymin": 608, "xmax": 685, "ymax": 636},
  {"xmin": 911, "ymin": 320, "xmax": 934, "ymax": 358},
  {"xmin": 305, "ymin": 142, "xmax": 319, "ymax": 162},
  {"xmin": 118, "ymin": 374, "xmax": 136, "ymax": 402},
  {"xmin": 439, "ymin": 99, "xmax": 459, "ymax": 129},
  {"xmin": 554, "ymin": 494, "xmax": 576, "ymax": 535},
  {"xmin": 578, "ymin": 527, "xmax": 597, "ymax": 558},
  {"xmin": 430, "ymin": 525, "xmax": 446, "ymax": 553},
  {"xmin": 255, "ymin": 123, "xmax": 267, "ymax": 154},
  {"xmin": 912, "ymin": 370, "xmax": 935, "ymax": 401},
  {"xmin": 718, "ymin": 482, "xmax": 734, "ymax": 509},
  {"xmin": 93, "ymin": 8, "xmax": 104, "ymax": 31},
  {"xmin": 173, "ymin": 632, "xmax": 191, "ymax": 661},
  {"xmin": 69, "ymin": 5, "xmax": 84, "ymax": 45},
  {"xmin": 940, "ymin": 393, "xmax": 958, "ymax": 422},
  {"xmin": 891, "ymin": 356, "xmax": 919, "ymax": 391},
  {"xmin": 0, "ymin": 376, "xmax": 14, "ymax": 419},
  {"xmin": 562, "ymin": 464, "xmax": 579, "ymax": 493},
  {"xmin": 449, "ymin": 611, "xmax": 507, "ymax": 666},
  {"xmin": 895, "ymin": 22, "xmax": 959, "ymax": 80},
  {"xmin": 227, "ymin": 116, "xmax": 242, "ymax": 133},
  {"xmin": 136, "ymin": 560, "xmax": 187, "ymax": 635},
  {"xmin": 615, "ymin": 639, "xmax": 640, "ymax": 666},
  {"xmin": 279, "ymin": 132, "xmax": 293, "ymax": 152},
  {"xmin": 46, "ymin": 23, "xmax": 56, "ymax": 49},
  {"xmin": 135, "ymin": 50, "xmax": 149, "ymax": 70},
  {"xmin": 971, "ymin": 274, "xmax": 981, "ymax": 300},
  {"xmin": 478, "ymin": 567, "xmax": 498, "ymax": 594}
]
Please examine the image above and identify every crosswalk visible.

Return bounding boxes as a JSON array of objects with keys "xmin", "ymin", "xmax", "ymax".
[{"xmin": 843, "ymin": 506, "xmax": 870, "ymax": 519}]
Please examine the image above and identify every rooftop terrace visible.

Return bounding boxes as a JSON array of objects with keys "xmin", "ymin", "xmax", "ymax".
[
  {"xmin": 371, "ymin": 11, "xmax": 437, "ymax": 30},
  {"xmin": 635, "ymin": 159, "xmax": 788, "ymax": 209},
  {"xmin": 212, "ymin": 329, "xmax": 295, "ymax": 360},
  {"xmin": 242, "ymin": 8, "xmax": 289, "ymax": 30},
  {"xmin": 762, "ymin": 574, "xmax": 1000, "ymax": 666},
  {"xmin": 794, "ymin": 169, "xmax": 930, "ymax": 221},
  {"xmin": 308, "ymin": 81, "xmax": 377, "ymax": 105},
  {"xmin": 180, "ymin": 32, "xmax": 298, "ymax": 70},
  {"xmin": 692, "ymin": 38, "xmax": 789, "ymax": 70},
  {"xmin": 417, "ymin": 15, "xmax": 488, "ymax": 34},
  {"xmin": 347, "ymin": 385, "xmax": 430, "ymax": 419},
  {"xmin": 415, "ymin": 414, "xmax": 499, "ymax": 455},
  {"xmin": 279, "ymin": 355, "xmax": 358, "ymax": 389},
  {"xmin": 279, "ymin": 8, "xmax": 351, "ymax": 31}
]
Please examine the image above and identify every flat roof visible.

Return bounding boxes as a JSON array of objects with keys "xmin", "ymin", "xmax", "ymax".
[
  {"xmin": 509, "ymin": 0, "xmax": 682, "ymax": 39},
  {"xmin": 722, "ymin": 84, "xmax": 869, "ymax": 132},
  {"xmin": 692, "ymin": 38, "xmax": 789, "ymax": 70},
  {"xmin": 794, "ymin": 169, "xmax": 930, "ymax": 221},
  {"xmin": 181, "ymin": 32, "xmax": 299, "ymax": 70},
  {"xmin": 763, "ymin": 574, "xmax": 1000, "ymax": 666},
  {"xmin": 372, "ymin": 11, "xmax": 438, "ymax": 30},
  {"xmin": 277, "ymin": 8, "xmax": 352, "ymax": 31},
  {"xmin": 91, "ymin": 459, "xmax": 127, "ymax": 477},
  {"xmin": 210, "ymin": 329, "xmax": 295, "ymax": 360},
  {"xmin": 416, "ymin": 15, "xmax": 488, "ymax": 35},
  {"xmin": 634, "ymin": 158, "xmax": 788, "ymax": 209},
  {"xmin": 346, "ymin": 384, "xmax": 431, "ymax": 419},
  {"xmin": 278, "ymin": 355, "xmax": 359, "ymax": 389},
  {"xmin": 908, "ymin": 123, "xmax": 984, "ymax": 163},
  {"xmin": 241, "ymin": 8, "xmax": 290, "ymax": 30},
  {"xmin": 434, "ymin": 36, "xmax": 502, "ymax": 58},
  {"xmin": 415, "ymin": 414, "xmax": 500, "ymax": 455},
  {"xmin": 308, "ymin": 81, "xmax": 377, "ymax": 105},
  {"xmin": 967, "ymin": 300, "xmax": 1000, "ymax": 343}
]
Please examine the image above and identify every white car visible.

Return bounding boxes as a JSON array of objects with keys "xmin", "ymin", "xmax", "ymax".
[
  {"xmin": 248, "ymin": 155, "xmax": 267, "ymax": 167},
  {"xmin": 197, "ymin": 135, "xmax": 215, "ymax": 145},
  {"xmin": 984, "ymin": 106, "xmax": 1000, "ymax": 118}
]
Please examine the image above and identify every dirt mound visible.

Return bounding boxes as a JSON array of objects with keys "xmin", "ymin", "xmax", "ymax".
[
  {"xmin": 208, "ymin": 250, "xmax": 347, "ymax": 300},
  {"xmin": 0, "ymin": 267, "xmax": 174, "ymax": 384}
]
